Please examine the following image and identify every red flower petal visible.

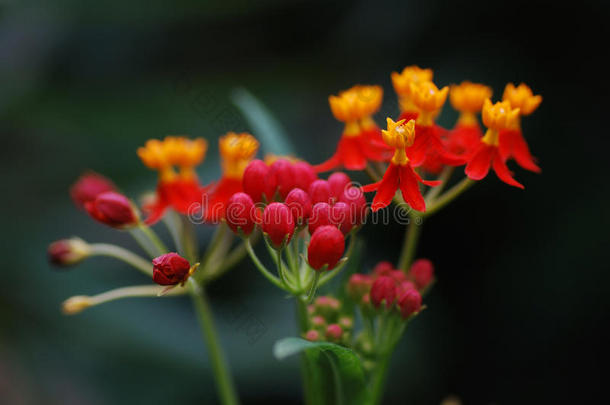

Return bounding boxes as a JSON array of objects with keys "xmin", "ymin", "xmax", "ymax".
[
  {"xmin": 491, "ymin": 151, "xmax": 524, "ymax": 189},
  {"xmin": 499, "ymin": 129, "xmax": 541, "ymax": 173},
  {"xmin": 465, "ymin": 143, "xmax": 494, "ymax": 180},
  {"xmin": 398, "ymin": 165, "xmax": 426, "ymax": 212},
  {"xmin": 371, "ymin": 163, "xmax": 400, "ymax": 211}
]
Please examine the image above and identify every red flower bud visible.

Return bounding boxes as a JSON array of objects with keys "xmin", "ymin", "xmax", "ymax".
[
  {"xmin": 225, "ymin": 192, "xmax": 256, "ymax": 236},
  {"xmin": 242, "ymin": 160, "xmax": 272, "ymax": 202},
  {"xmin": 398, "ymin": 289, "xmax": 422, "ymax": 319},
  {"xmin": 340, "ymin": 186, "xmax": 368, "ymax": 226},
  {"xmin": 70, "ymin": 172, "xmax": 116, "ymax": 209},
  {"xmin": 305, "ymin": 329, "xmax": 320, "ymax": 341},
  {"xmin": 293, "ymin": 161, "xmax": 317, "ymax": 191},
  {"xmin": 397, "ymin": 281, "xmax": 417, "ymax": 296},
  {"xmin": 331, "ymin": 201, "xmax": 352, "ymax": 235},
  {"xmin": 285, "ymin": 188, "xmax": 312, "ymax": 225},
  {"xmin": 370, "ymin": 276, "xmax": 397, "ymax": 309},
  {"xmin": 389, "ymin": 270, "xmax": 407, "ymax": 283},
  {"xmin": 311, "ymin": 315, "xmax": 326, "ymax": 328},
  {"xmin": 347, "ymin": 273, "xmax": 373, "ymax": 300},
  {"xmin": 269, "ymin": 159, "xmax": 296, "ymax": 199},
  {"xmin": 325, "ymin": 324, "xmax": 343, "ymax": 341},
  {"xmin": 262, "ymin": 202, "xmax": 295, "ymax": 248},
  {"xmin": 410, "ymin": 258, "xmax": 435, "ymax": 290},
  {"xmin": 84, "ymin": 191, "xmax": 138, "ymax": 228},
  {"xmin": 308, "ymin": 225, "xmax": 345, "ymax": 271},
  {"xmin": 48, "ymin": 238, "xmax": 91, "ymax": 267},
  {"xmin": 308, "ymin": 202, "xmax": 332, "ymax": 235},
  {"xmin": 152, "ymin": 252, "xmax": 191, "ymax": 285},
  {"xmin": 308, "ymin": 179, "xmax": 332, "ymax": 205},
  {"xmin": 314, "ymin": 296, "xmax": 340, "ymax": 318},
  {"xmin": 338, "ymin": 316, "xmax": 353, "ymax": 329},
  {"xmin": 328, "ymin": 172, "xmax": 351, "ymax": 200},
  {"xmin": 373, "ymin": 261, "xmax": 394, "ymax": 277}
]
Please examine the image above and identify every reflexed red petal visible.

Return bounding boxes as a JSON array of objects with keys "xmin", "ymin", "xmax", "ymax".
[
  {"xmin": 360, "ymin": 181, "xmax": 380, "ymax": 192},
  {"xmin": 447, "ymin": 125, "xmax": 482, "ymax": 158},
  {"xmin": 465, "ymin": 143, "xmax": 494, "ymax": 181},
  {"xmin": 339, "ymin": 137, "xmax": 368, "ymax": 170},
  {"xmin": 398, "ymin": 165, "xmax": 426, "ymax": 212},
  {"xmin": 491, "ymin": 151, "xmax": 524, "ymax": 189},
  {"xmin": 371, "ymin": 163, "xmax": 400, "ymax": 211},
  {"xmin": 204, "ymin": 177, "xmax": 243, "ymax": 222},
  {"xmin": 499, "ymin": 129, "xmax": 541, "ymax": 173}
]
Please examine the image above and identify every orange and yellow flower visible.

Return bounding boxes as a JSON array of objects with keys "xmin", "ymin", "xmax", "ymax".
[
  {"xmin": 315, "ymin": 85, "xmax": 391, "ymax": 172},
  {"xmin": 498, "ymin": 83, "xmax": 542, "ymax": 173},
  {"xmin": 204, "ymin": 132, "xmax": 259, "ymax": 222},
  {"xmin": 138, "ymin": 136, "xmax": 208, "ymax": 224},
  {"xmin": 362, "ymin": 118, "xmax": 440, "ymax": 212},
  {"xmin": 391, "ymin": 65, "xmax": 434, "ymax": 122}
]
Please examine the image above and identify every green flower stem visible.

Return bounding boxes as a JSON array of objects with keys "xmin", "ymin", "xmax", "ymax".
[
  {"xmin": 136, "ymin": 223, "xmax": 169, "ymax": 256},
  {"xmin": 189, "ymin": 279, "xmax": 240, "ymax": 405},
  {"xmin": 89, "ymin": 243, "xmax": 153, "ymax": 276},
  {"xmin": 128, "ymin": 228, "xmax": 159, "ymax": 258},
  {"xmin": 244, "ymin": 239, "xmax": 285, "ymax": 290},
  {"xmin": 200, "ymin": 223, "xmax": 229, "ymax": 270},
  {"xmin": 163, "ymin": 211, "xmax": 185, "ymax": 256},
  {"xmin": 365, "ymin": 163, "xmax": 382, "ymax": 182},
  {"xmin": 397, "ymin": 214, "xmax": 422, "ymax": 272},
  {"xmin": 295, "ymin": 296, "xmax": 315, "ymax": 405},
  {"xmin": 424, "ymin": 177, "xmax": 475, "ymax": 217},
  {"xmin": 180, "ymin": 214, "xmax": 199, "ymax": 263},
  {"xmin": 205, "ymin": 231, "xmax": 261, "ymax": 283},
  {"xmin": 424, "ymin": 166, "xmax": 454, "ymax": 202}
]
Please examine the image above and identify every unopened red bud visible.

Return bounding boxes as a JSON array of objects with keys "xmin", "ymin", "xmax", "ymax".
[
  {"xmin": 370, "ymin": 276, "xmax": 397, "ymax": 309},
  {"xmin": 269, "ymin": 159, "xmax": 296, "ymax": 199},
  {"xmin": 311, "ymin": 315, "xmax": 326, "ymax": 328},
  {"xmin": 262, "ymin": 202, "xmax": 295, "ymax": 248},
  {"xmin": 373, "ymin": 261, "xmax": 394, "ymax": 277},
  {"xmin": 398, "ymin": 289, "xmax": 422, "ymax": 319},
  {"xmin": 70, "ymin": 172, "xmax": 116, "ymax": 209},
  {"xmin": 331, "ymin": 201, "xmax": 352, "ymax": 235},
  {"xmin": 285, "ymin": 188, "xmax": 312, "ymax": 225},
  {"xmin": 390, "ymin": 270, "xmax": 407, "ymax": 283},
  {"xmin": 397, "ymin": 281, "xmax": 417, "ymax": 295},
  {"xmin": 314, "ymin": 296, "xmax": 341, "ymax": 318},
  {"xmin": 48, "ymin": 238, "xmax": 91, "ymax": 267},
  {"xmin": 225, "ymin": 192, "xmax": 256, "ymax": 236},
  {"xmin": 308, "ymin": 179, "xmax": 332, "ymax": 205},
  {"xmin": 347, "ymin": 273, "xmax": 373, "ymax": 299},
  {"xmin": 410, "ymin": 258, "xmax": 435, "ymax": 290},
  {"xmin": 340, "ymin": 186, "xmax": 368, "ymax": 226},
  {"xmin": 338, "ymin": 316, "xmax": 353, "ymax": 329},
  {"xmin": 325, "ymin": 324, "xmax": 343, "ymax": 341},
  {"xmin": 242, "ymin": 160, "xmax": 272, "ymax": 202},
  {"xmin": 308, "ymin": 225, "xmax": 345, "ymax": 271},
  {"xmin": 152, "ymin": 252, "xmax": 191, "ymax": 285},
  {"xmin": 305, "ymin": 329, "xmax": 320, "ymax": 341},
  {"xmin": 328, "ymin": 172, "xmax": 351, "ymax": 200},
  {"xmin": 84, "ymin": 191, "xmax": 138, "ymax": 228},
  {"xmin": 293, "ymin": 161, "xmax": 317, "ymax": 191},
  {"xmin": 308, "ymin": 202, "xmax": 332, "ymax": 235}
]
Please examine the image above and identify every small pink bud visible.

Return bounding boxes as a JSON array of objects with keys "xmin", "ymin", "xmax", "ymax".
[
  {"xmin": 398, "ymin": 289, "xmax": 422, "ymax": 319},
  {"xmin": 293, "ymin": 161, "xmax": 318, "ymax": 191},
  {"xmin": 308, "ymin": 202, "xmax": 332, "ymax": 235},
  {"xmin": 338, "ymin": 316, "xmax": 353, "ymax": 329},
  {"xmin": 397, "ymin": 281, "xmax": 417, "ymax": 296},
  {"xmin": 370, "ymin": 276, "xmax": 397, "ymax": 309},
  {"xmin": 152, "ymin": 253, "xmax": 191, "ymax": 285},
  {"xmin": 328, "ymin": 172, "xmax": 351, "ymax": 200},
  {"xmin": 70, "ymin": 172, "xmax": 116, "ymax": 209},
  {"xmin": 325, "ymin": 324, "xmax": 343, "ymax": 341},
  {"xmin": 308, "ymin": 179, "xmax": 332, "ymax": 205},
  {"xmin": 390, "ymin": 270, "xmax": 407, "ymax": 283},
  {"xmin": 242, "ymin": 160, "xmax": 272, "ymax": 202},
  {"xmin": 269, "ymin": 159, "xmax": 296, "ymax": 199},
  {"xmin": 225, "ymin": 192, "xmax": 257, "ymax": 236},
  {"xmin": 285, "ymin": 188, "xmax": 312, "ymax": 225},
  {"xmin": 48, "ymin": 238, "xmax": 91, "ymax": 267},
  {"xmin": 410, "ymin": 258, "xmax": 435, "ymax": 290},
  {"xmin": 346, "ymin": 273, "xmax": 373, "ymax": 300},
  {"xmin": 373, "ymin": 261, "xmax": 394, "ymax": 277},
  {"xmin": 311, "ymin": 315, "xmax": 326, "ymax": 328},
  {"xmin": 305, "ymin": 329, "xmax": 320, "ymax": 341},
  {"xmin": 308, "ymin": 225, "xmax": 345, "ymax": 271},
  {"xmin": 314, "ymin": 296, "xmax": 341, "ymax": 318},
  {"xmin": 262, "ymin": 202, "xmax": 295, "ymax": 248},
  {"xmin": 84, "ymin": 191, "xmax": 138, "ymax": 228}
]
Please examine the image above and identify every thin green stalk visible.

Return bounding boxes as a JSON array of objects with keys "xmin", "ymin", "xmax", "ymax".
[
  {"xmin": 181, "ymin": 214, "xmax": 199, "ymax": 263},
  {"xmin": 200, "ymin": 224, "xmax": 229, "ymax": 269},
  {"xmin": 424, "ymin": 166, "xmax": 454, "ymax": 202},
  {"xmin": 128, "ymin": 228, "xmax": 159, "ymax": 258},
  {"xmin": 397, "ymin": 215, "xmax": 422, "ymax": 271},
  {"xmin": 425, "ymin": 177, "xmax": 475, "ymax": 216},
  {"xmin": 89, "ymin": 243, "xmax": 152, "ymax": 276},
  {"xmin": 365, "ymin": 163, "xmax": 382, "ymax": 182},
  {"xmin": 295, "ymin": 297, "xmax": 315, "ymax": 405},
  {"xmin": 189, "ymin": 280, "xmax": 239, "ymax": 405},
  {"xmin": 244, "ymin": 239, "xmax": 285, "ymax": 290},
  {"xmin": 137, "ymin": 223, "xmax": 169, "ymax": 255}
]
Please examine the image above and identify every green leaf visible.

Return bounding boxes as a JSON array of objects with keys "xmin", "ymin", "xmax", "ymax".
[
  {"xmin": 274, "ymin": 337, "xmax": 369, "ymax": 405},
  {"xmin": 230, "ymin": 87, "xmax": 295, "ymax": 156}
]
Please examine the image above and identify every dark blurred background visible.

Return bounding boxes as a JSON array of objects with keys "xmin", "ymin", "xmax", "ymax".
[{"xmin": 1, "ymin": 0, "xmax": 608, "ymax": 404}]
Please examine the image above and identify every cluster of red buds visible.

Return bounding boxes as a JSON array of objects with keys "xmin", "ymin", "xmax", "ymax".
[{"xmin": 304, "ymin": 296, "xmax": 353, "ymax": 344}]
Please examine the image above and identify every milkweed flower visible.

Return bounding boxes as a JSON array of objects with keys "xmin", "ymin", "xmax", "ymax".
[
  {"xmin": 361, "ymin": 118, "xmax": 440, "ymax": 212},
  {"xmin": 391, "ymin": 65, "xmax": 434, "ymax": 122},
  {"xmin": 204, "ymin": 132, "xmax": 259, "ymax": 222},
  {"xmin": 446, "ymin": 81, "xmax": 493, "ymax": 158},
  {"xmin": 152, "ymin": 252, "xmax": 194, "ymax": 286},
  {"xmin": 307, "ymin": 225, "xmax": 345, "ymax": 271},
  {"xmin": 465, "ymin": 99, "xmax": 524, "ymax": 188},
  {"xmin": 407, "ymin": 81, "xmax": 466, "ymax": 173},
  {"xmin": 70, "ymin": 172, "xmax": 116, "ymax": 209},
  {"xmin": 137, "ymin": 136, "xmax": 208, "ymax": 224},
  {"xmin": 315, "ymin": 85, "xmax": 391, "ymax": 172},
  {"xmin": 499, "ymin": 83, "xmax": 542, "ymax": 173}
]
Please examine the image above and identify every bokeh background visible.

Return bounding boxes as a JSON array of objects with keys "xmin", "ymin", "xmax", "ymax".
[{"xmin": 1, "ymin": 0, "xmax": 608, "ymax": 404}]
